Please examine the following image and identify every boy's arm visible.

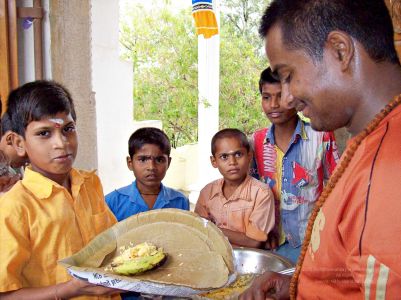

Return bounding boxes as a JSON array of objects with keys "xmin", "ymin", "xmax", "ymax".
[
  {"xmin": 0, "ymin": 278, "xmax": 120, "ymax": 300},
  {"xmin": 219, "ymin": 228, "xmax": 263, "ymax": 248},
  {"xmin": 194, "ymin": 188, "xmax": 208, "ymax": 218},
  {"xmin": 245, "ymin": 185, "xmax": 276, "ymax": 244}
]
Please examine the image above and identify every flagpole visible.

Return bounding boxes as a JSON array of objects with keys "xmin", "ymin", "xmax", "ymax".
[{"xmin": 196, "ymin": 0, "xmax": 221, "ymax": 191}]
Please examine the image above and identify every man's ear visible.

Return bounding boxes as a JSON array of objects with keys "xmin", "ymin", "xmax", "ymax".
[
  {"xmin": 126, "ymin": 156, "xmax": 134, "ymax": 171},
  {"xmin": 11, "ymin": 133, "xmax": 27, "ymax": 158},
  {"xmin": 326, "ymin": 31, "xmax": 354, "ymax": 72},
  {"xmin": 210, "ymin": 155, "xmax": 218, "ymax": 168},
  {"xmin": 167, "ymin": 156, "xmax": 172, "ymax": 168}
]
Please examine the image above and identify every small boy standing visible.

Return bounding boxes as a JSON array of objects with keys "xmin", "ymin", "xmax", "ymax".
[
  {"xmin": 0, "ymin": 81, "xmax": 120, "ymax": 299},
  {"xmin": 105, "ymin": 127, "xmax": 189, "ymax": 222},
  {"xmin": 195, "ymin": 128, "xmax": 275, "ymax": 248}
]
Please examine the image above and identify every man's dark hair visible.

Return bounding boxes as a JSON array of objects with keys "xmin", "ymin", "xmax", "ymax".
[
  {"xmin": 1, "ymin": 113, "xmax": 12, "ymax": 137},
  {"xmin": 128, "ymin": 127, "xmax": 171, "ymax": 158},
  {"xmin": 259, "ymin": 0, "xmax": 400, "ymax": 65},
  {"xmin": 259, "ymin": 67, "xmax": 280, "ymax": 94},
  {"xmin": 211, "ymin": 128, "xmax": 250, "ymax": 156},
  {"xmin": 7, "ymin": 80, "xmax": 76, "ymax": 137}
]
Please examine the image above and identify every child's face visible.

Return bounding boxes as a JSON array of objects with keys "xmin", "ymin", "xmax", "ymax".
[
  {"xmin": 261, "ymin": 82, "xmax": 298, "ymax": 125},
  {"xmin": 15, "ymin": 112, "xmax": 77, "ymax": 184},
  {"xmin": 211, "ymin": 137, "xmax": 252, "ymax": 185},
  {"xmin": 127, "ymin": 144, "xmax": 171, "ymax": 191}
]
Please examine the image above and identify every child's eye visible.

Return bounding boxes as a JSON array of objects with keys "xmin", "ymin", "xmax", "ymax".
[
  {"xmin": 137, "ymin": 157, "xmax": 148, "ymax": 163},
  {"xmin": 63, "ymin": 124, "xmax": 76, "ymax": 133},
  {"xmin": 37, "ymin": 130, "xmax": 50, "ymax": 137},
  {"xmin": 220, "ymin": 154, "xmax": 228, "ymax": 160},
  {"xmin": 155, "ymin": 157, "xmax": 167, "ymax": 164},
  {"xmin": 262, "ymin": 95, "xmax": 271, "ymax": 101},
  {"xmin": 234, "ymin": 151, "xmax": 243, "ymax": 158}
]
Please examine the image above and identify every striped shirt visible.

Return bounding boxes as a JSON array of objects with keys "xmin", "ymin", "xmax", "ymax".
[{"xmin": 252, "ymin": 117, "xmax": 339, "ymax": 247}]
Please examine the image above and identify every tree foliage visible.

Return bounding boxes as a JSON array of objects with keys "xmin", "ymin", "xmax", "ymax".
[{"xmin": 120, "ymin": 0, "xmax": 271, "ymax": 147}]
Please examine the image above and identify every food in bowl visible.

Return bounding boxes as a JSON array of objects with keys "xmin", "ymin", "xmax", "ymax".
[
  {"xmin": 198, "ymin": 273, "xmax": 255, "ymax": 300},
  {"xmin": 106, "ymin": 242, "xmax": 167, "ymax": 275}
]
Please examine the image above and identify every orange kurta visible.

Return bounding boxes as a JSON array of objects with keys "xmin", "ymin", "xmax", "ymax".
[
  {"xmin": 298, "ymin": 103, "xmax": 401, "ymax": 299},
  {"xmin": 195, "ymin": 175, "xmax": 275, "ymax": 242},
  {"xmin": 0, "ymin": 167, "xmax": 119, "ymax": 300}
]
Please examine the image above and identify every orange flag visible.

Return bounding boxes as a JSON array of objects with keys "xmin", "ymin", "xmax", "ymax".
[{"xmin": 192, "ymin": 0, "xmax": 219, "ymax": 39}]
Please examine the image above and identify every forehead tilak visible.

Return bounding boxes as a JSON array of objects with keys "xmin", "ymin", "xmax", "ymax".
[{"xmin": 49, "ymin": 118, "xmax": 64, "ymax": 128}]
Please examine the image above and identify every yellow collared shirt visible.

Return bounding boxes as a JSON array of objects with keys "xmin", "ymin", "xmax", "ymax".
[{"xmin": 0, "ymin": 167, "xmax": 119, "ymax": 299}]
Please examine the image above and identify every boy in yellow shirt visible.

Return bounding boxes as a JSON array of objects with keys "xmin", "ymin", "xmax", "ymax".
[{"xmin": 0, "ymin": 81, "xmax": 120, "ymax": 300}]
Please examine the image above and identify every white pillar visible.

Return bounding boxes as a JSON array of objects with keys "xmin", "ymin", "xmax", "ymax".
[
  {"xmin": 92, "ymin": 0, "xmax": 134, "ymax": 194},
  {"xmin": 197, "ymin": 0, "xmax": 221, "ymax": 188}
]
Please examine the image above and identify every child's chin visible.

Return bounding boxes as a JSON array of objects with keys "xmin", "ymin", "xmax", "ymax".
[{"xmin": 225, "ymin": 174, "xmax": 246, "ymax": 181}]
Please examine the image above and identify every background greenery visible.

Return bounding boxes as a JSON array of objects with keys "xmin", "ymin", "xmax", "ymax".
[{"xmin": 120, "ymin": 0, "xmax": 271, "ymax": 147}]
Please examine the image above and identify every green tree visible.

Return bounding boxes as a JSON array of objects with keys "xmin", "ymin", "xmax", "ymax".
[
  {"xmin": 120, "ymin": 3, "xmax": 198, "ymax": 148},
  {"xmin": 221, "ymin": 0, "xmax": 270, "ymax": 46},
  {"xmin": 120, "ymin": 0, "xmax": 271, "ymax": 147}
]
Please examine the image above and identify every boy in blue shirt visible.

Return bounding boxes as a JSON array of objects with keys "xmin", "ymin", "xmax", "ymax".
[{"xmin": 106, "ymin": 127, "xmax": 189, "ymax": 221}]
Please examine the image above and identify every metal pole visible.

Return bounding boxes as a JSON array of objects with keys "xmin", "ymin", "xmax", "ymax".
[
  {"xmin": 197, "ymin": 0, "xmax": 221, "ymax": 187},
  {"xmin": 33, "ymin": 0, "xmax": 43, "ymax": 79},
  {"xmin": 7, "ymin": 0, "xmax": 18, "ymax": 89}
]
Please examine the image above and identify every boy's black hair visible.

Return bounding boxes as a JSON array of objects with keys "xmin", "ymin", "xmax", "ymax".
[
  {"xmin": 259, "ymin": 0, "xmax": 400, "ymax": 65},
  {"xmin": 1, "ymin": 113, "xmax": 12, "ymax": 137},
  {"xmin": 128, "ymin": 127, "xmax": 171, "ymax": 158},
  {"xmin": 259, "ymin": 67, "xmax": 280, "ymax": 94},
  {"xmin": 7, "ymin": 80, "xmax": 76, "ymax": 137},
  {"xmin": 211, "ymin": 128, "xmax": 250, "ymax": 156}
]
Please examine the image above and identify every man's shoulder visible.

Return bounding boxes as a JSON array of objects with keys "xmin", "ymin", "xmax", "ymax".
[{"xmin": 386, "ymin": 102, "xmax": 401, "ymax": 127}]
